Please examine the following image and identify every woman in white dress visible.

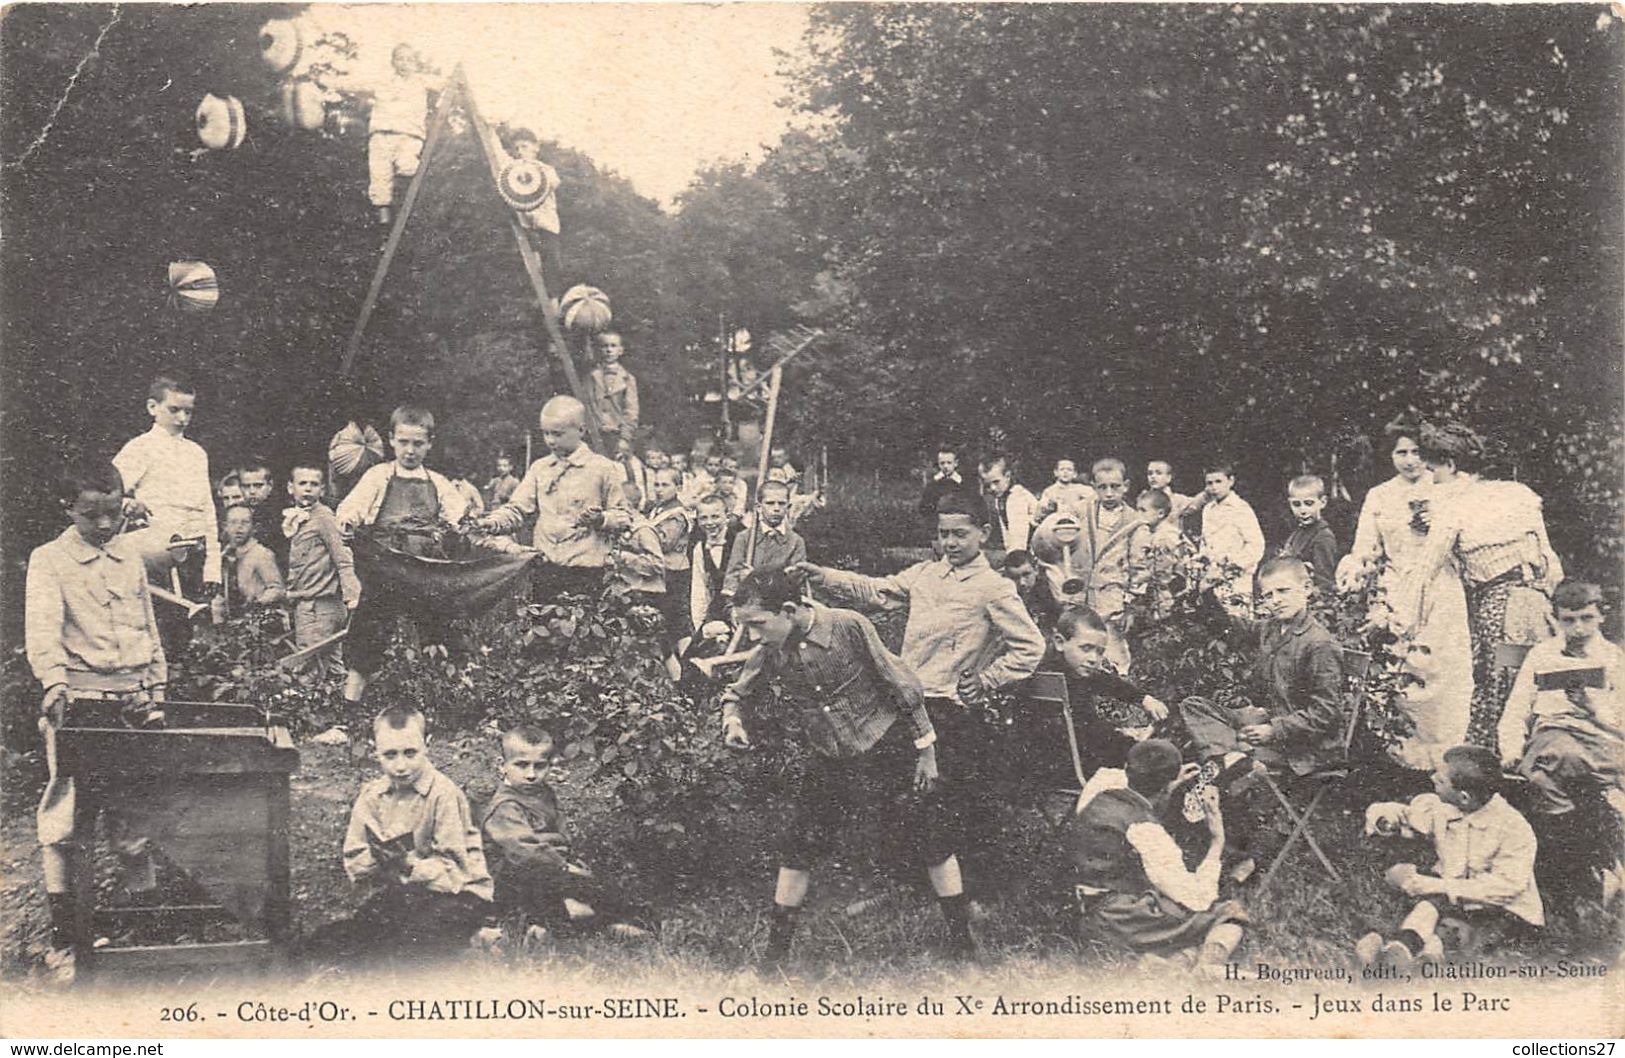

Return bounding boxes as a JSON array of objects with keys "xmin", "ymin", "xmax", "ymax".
[
  {"xmin": 1338, "ymin": 424, "xmax": 1474, "ymax": 769},
  {"xmin": 1398, "ymin": 422, "xmax": 1562, "ymax": 756}
]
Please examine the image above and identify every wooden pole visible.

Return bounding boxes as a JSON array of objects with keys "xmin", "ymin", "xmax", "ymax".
[
  {"xmin": 745, "ymin": 366, "xmax": 784, "ymax": 568},
  {"xmin": 525, "ymin": 430, "xmax": 533, "ymax": 467},
  {"xmin": 719, "ymin": 313, "xmax": 731, "ymax": 442},
  {"xmin": 723, "ymin": 365, "xmax": 784, "ymax": 656},
  {"xmin": 456, "ymin": 70, "xmax": 606, "ymax": 451},
  {"xmin": 730, "ymin": 328, "xmax": 822, "ymax": 403},
  {"xmin": 340, "ymin": 69, "xmax": 457, "ymax": 376},
  {"xmin": 278, "ymin": 625, "xmax": 350, "ymax": 670}
]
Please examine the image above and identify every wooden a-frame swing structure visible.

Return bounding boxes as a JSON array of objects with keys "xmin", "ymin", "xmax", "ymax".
[
  {"xmin": 339, "ymin": 65, "xmax": 827, "ymax": 627},
  {"xmin": 339, "ymin": 64, "xmax": 607, "ymax": 451}
]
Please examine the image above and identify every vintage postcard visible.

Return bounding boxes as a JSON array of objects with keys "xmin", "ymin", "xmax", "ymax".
[{"xmin": 1, "ymin": 1, "xmax": 1621, "ymax": 1043}]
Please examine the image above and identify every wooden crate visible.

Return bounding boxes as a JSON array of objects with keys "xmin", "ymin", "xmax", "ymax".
[{"xmin": 55, "ymin": 702, "xmax": 300, "ymax": 982}]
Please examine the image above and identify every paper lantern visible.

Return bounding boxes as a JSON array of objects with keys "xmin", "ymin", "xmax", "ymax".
[
  {"xmin": 328, "ymin": 422, "xmax": 386, "ymax": 477},
  {"xmin": 279, "ymin": 80, "xmax": 325, "ymax": 131},
  {"xmin": 259, "ymin": 19, "xmax": 303, "ymax": 73},
  {"xmin": 497, "ymin": 158, "xmax": 554, "ymax": 211},
  {"xmin": 166, "ymin": 261, "xmax": 219, "ymax": 313},
  {"xmin": 560, "ymin": 284, "xmax": 612, "ymax": 333},
  {"xmin": 195, "ymin": 93, "xmax": 246, "ymax": 151}
]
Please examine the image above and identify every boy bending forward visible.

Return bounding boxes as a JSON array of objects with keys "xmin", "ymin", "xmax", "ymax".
[{"xmin": 721, "ymin": 570, "xmax": 975, "ymax": 965}]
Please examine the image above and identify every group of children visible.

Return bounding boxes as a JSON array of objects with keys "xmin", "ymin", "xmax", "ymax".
[
  {"xmin": 912, "ymin": 445, "xmax": 1619, "ymax": 971},
  {"xmin": 21, "ymin": 372, "xmax": 1621, "ymax": 981}
]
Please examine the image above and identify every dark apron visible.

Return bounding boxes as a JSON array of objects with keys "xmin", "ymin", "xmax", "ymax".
[{"xmin": 374, "ymin": 472, "xmax": 442, "ymax": 558}]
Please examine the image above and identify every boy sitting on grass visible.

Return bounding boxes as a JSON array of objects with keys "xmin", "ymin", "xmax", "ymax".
[
  {"xmin": 328, "ymin": 706, "xmax": 493, "ymax": 963},
  {"xmin": 720, "ymin": 570, "xmax": 975, "ymax": 966},
  {"xmin": 1065, "ymin": 739, "xmax": 1246, "ymax": 975},
  {"xmin": 1359, "ymin": 744, "xmax": 1543, "ymax": 966},
  {"xmin": 481, "ymin": 725, "xmax": 648, "ymax": 943}
]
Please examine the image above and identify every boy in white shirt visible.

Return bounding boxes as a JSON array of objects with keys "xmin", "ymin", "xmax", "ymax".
[
  {"xmin": 1360, "ymin": 744, "xmax": 1543, "ymax": 965},
  {"xmin": 114, "ymin": 375, "xmax": 220, "ymax": 659},
  {"xmin": 1037, "ymin": 458, "xmax": 1097, "ymax": 519}
]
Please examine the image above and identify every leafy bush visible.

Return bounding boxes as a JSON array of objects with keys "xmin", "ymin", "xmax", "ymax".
[{"xmin": 171, "ymin": 579, "xmax": 791, "ymax": 889}]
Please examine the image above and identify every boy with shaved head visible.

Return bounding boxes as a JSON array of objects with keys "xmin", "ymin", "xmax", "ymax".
[{"xmin": 478, "ymin": 395, "xmax": 630, "ymax": 597}]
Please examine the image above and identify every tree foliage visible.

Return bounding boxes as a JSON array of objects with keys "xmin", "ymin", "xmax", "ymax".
[{"xmin": 770, "ymin": 3, "xmax": 1622, "ymax": 565}]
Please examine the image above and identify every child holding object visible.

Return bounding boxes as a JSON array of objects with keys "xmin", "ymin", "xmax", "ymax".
[
  {"xmin": 26, "ymin": 461, "xmax": 169, "ymax": 983},
  {"xmin": 324, "ymin": 707, "xmax": 493, "ymax": 963},
  {"xmin": 283, "ymin": 462, "xmax": 360, "ymax": 680},
  {"xmin": 1359, "ymin": 744, "xmax": 1543, "ymax": 966},
  {"xmin": 113, "ymin": 374, "xmax": 220, "ymax": 658},
  {"xmin": 1064, "ymin": 739, "xmax": 1246, "ymax": 974},
  {"xmin": 335, "ymin": 405, "xmax": 472, "ymax": 707},
  {"xmin": 1498, "ymin": 580, "xmax": 1624, "ymax": 916},
  {"xmin": 481, "ymin": 725, "xmax": 648, "ymax": 943}
]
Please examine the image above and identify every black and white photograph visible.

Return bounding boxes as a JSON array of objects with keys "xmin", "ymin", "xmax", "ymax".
[{"xmin": 0, "ymin": 1, "xmax": 1620, "ymax": 1043}]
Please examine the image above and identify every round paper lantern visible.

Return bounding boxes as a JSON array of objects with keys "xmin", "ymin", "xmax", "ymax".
[
  {"xmin": 560, "ymin": 284, "xmax": 612, "ymax": 333},
  {"xmin": 166, "ymin": 261, "xmax": 219, "ymax": 312},
  {"xmin": 259, "ymin": 19, "xmax": 303, "ymax": 73},
  {"xmin": 497, "ymin": 158, "xmax": 553, "ymax": 211},
  {"xmin": 279, "ymin": 80, "xmax": 325, "ymax": 131},
  {"xmin": 195, "ymin": 93, "xmax": 246, "ymax": 150},
  {"xmin": 328, "ymin": 422, "xmax": 387, "ymax": 477}
]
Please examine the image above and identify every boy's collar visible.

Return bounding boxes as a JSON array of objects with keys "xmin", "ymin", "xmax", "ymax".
[
  {"xmin": 939, "ymin": 552, "xmax": 990, "ymax": 575},
  {"xmin": 1269, "ymin": 609, "xmax": 1313, "ymax": 634},
  {"xmin": 547, "ymin": 445, "xmax": 591, "ymax": 466},
  {"xmin": 500, "ymin": 778, "xmax": 553, "ymax": 798},
  {"xmin": 1452, "ymin": 793, "xmax": 1506, "ymax": 827},
  {"xmin": 62, "ymin": 526, "xmax": 118, "ymax": 562},
  {"xmin": 786, "ymin": 604, "xmax": 829, "ymax": 648},
  {"xmin": 392, "ymin": 764, "xmax": 436, "ymax": 796}
]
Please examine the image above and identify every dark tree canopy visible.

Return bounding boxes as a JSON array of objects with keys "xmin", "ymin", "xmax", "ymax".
[{"xmin": 3, "ymin": 2, "xmax": 1620, "ymax": 604}]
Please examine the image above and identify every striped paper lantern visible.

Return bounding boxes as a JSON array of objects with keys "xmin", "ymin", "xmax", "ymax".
[
  {"xmin": 497, "ymin": 158, "xmax": 553, "ymax": 212},
  {"xmin": 195, "ymin": 93, "xmax": 246, "ymax": 150},
  {"xmin": 259, "ymin": 19, "xmax": 303, "ymax": 73},
  {"xmin": 279, "ymin": 80, "xmax": 325, "ymax": 131},
  {"xmin": 166, "ymin": 261, "xmax": 219, "ymax": 312},
  {"xmin": 560, "ymin": 284, "xmax": 612, "ymax": 333}
]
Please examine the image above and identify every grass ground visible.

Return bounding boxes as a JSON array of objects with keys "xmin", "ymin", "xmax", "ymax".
[
  {"xmin": 4, "ymin": 732, "xmax": 1619, "ymax": 996},
  {"xmin": 2, "ymin": 477, "xmax": 1619, "ymax": 1001}
]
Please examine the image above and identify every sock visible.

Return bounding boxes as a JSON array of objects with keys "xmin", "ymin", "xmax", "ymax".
[
  {"xmin": 47, "ymin": 893, "xmax": 74, "ymax": 950},
  {"xmin": 938, "ymin": 893, "xmax": 973, "ymax": 950},
  {"xmin": 765, "ymin": 904, "xmax": 799, "ymax": 961}
]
